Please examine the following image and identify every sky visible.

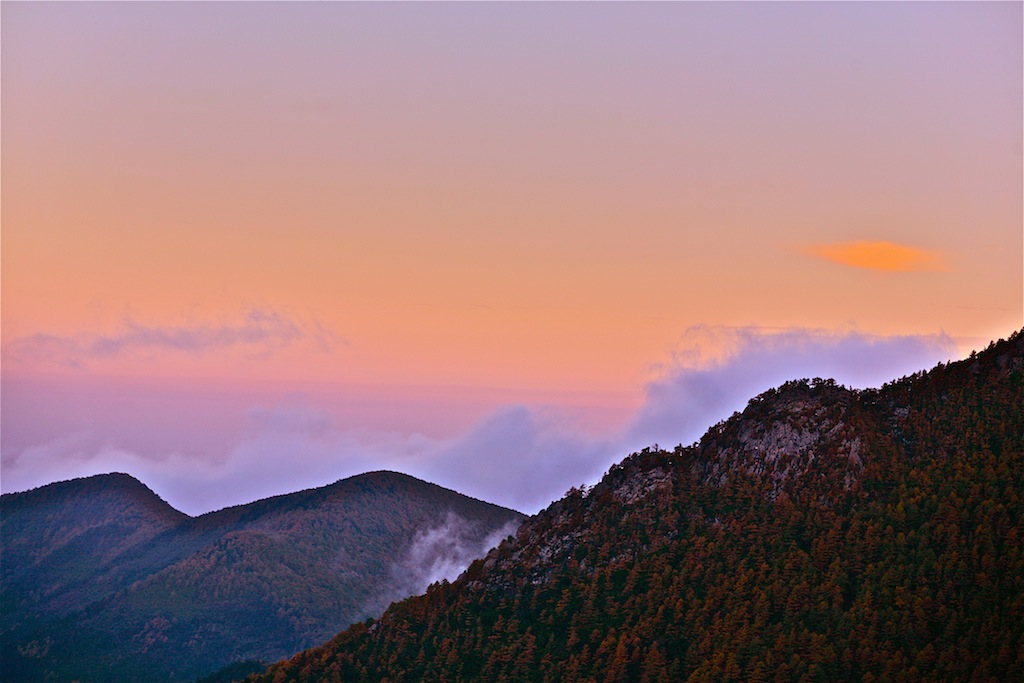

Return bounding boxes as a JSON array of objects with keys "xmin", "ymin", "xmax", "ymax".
[{"xmin": 2, "ymin": 1, "xmax": 1021, "ymax": 515}]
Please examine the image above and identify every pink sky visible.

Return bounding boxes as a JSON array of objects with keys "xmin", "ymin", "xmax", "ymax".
[{"xmin": 2, "ymin": 2, "xmax": 1021, "ymax": 513}]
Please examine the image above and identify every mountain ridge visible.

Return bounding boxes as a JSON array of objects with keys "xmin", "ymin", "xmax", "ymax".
[
  {"xmin": 2, "ymin": 469, "xmax": 515, "ymax": 522},
  {"xmin": 251, "ymin": 330, "xmax": 1023, "ymax": 683},
  {"xmin": 2, "ymin": 470, "xmax": 524, "ymax": 682}
]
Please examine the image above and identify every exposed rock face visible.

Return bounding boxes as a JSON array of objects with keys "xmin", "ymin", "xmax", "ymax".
[
  {"xmin": 611, "ymin": 467, "xmax": 673, "ymax": 506},
  {"xmin": 697, "ymin": 381, "xmax": 869, "ymax": 498},
  {"xmin": 479, "ymin": 381, "xmax": 879, "ymax": 593}
]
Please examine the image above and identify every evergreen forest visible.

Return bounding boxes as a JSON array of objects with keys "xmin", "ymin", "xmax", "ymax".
[{"xmin": 250, "ymin": 331, "xmax": 1023, "ymax": 683}]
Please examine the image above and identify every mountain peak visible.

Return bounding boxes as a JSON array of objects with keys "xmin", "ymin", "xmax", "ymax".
[
  {"xmin": 2, "ymin": 468, "xmax": 523, "ymax": 682},
  {"xmin": 693, "ymin": 377, "xmax": 865, "ymax": 497},
  {"xmin": 250, "ymin": 330, "xmax": 1023, "ymax": 683},
  {"xmin": 1, "ymin": 471, "xmax": 186, "ymax": 523}
]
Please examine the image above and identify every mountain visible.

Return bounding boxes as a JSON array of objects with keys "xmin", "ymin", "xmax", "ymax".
[
  {"xmin": 1, "ymin": 471, "xmax": 523, "ymax": 682},
  {"xmin": 251, "ymin": 331, "xmax": 1023, "ymax": 683}
]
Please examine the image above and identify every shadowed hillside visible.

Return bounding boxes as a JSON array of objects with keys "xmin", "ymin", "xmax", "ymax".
[
  {"xmin": 251, "ymin": 331, "xmax": 1023, "ymax": 683},
  {"xmin": 1, "ymin": 471, "xmax": 523, "ymax": 682}
]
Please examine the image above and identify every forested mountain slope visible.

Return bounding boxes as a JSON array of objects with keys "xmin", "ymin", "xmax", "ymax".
[
  {"xmin": 253, "ymin": 331, "xmax": 1023, "ymax": 683},
  {"xmin": 1, "ymin": 471, "xmax": 523, "ymax": 682}
]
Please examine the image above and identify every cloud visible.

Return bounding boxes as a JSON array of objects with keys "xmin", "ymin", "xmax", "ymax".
[
  {"xmin": 1, "ymin": 326, "xmax": 961, "ymax": 516},
  {"xmin": 802, "ymin": 241, "xmax": 948, "ymax": 272},
  {"xmin": 2, "ymin": 308, "xmax": 344, "ymax": 368},
  {"xmin": 623, "ymin": 326, "xmax": 957, "ymax": 452},
  {"xmin": 358, "ymin": 512, "xmax": 522, "ymax": 618},
  {"xmin": 413, "ymin": 407, "xmax": 618, "ymax": 512},
  {"xmin": 0, "ymin": 400, "xmax": 615, "ymax": 516},
  {"xmin": 391, "ymin": 512, "xmax": 521, "ymax": 593},
  {"xmin": 0, "ymin": 438, "xmax": 204, "ymax": 502},
  {"xmin": 191, "ymin": 403, "xmax": 615, "ymax": 515}
]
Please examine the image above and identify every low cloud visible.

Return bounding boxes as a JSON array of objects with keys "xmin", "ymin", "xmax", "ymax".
[
  {"xmin": 624, "ymin": 326, "xmax": 957, "ymax": 452},
  {"xmin": 413, "ymin": 407, "xmax": 617, "ymax": 512},
  {"xmin": 392, "ymin": 512, "xmax": 520, "ymax": 593},
  {"xmin": 2, "ymin": 327, "xmax": 961, "ymax": 516},
  {"xmin": 0, "ymin": 400, "xmax": 613, "ymax": 516},
  {"xmin": 2, "ymin": 308, "xmax": 343, "ymax": 369},
  {"xmin": 802, "ymin": 241, "xmax": 948, "ymax": 272},
  {"xmin": 357, "ymin": 512, "xmax": 521, "ymax": 619},
  {"xmin": 197, "ymin": 403, "xmax": 615, "ymax": 515}
]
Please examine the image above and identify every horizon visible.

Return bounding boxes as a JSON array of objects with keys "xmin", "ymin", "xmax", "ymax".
[
  {"xmin": 3, "ymin": 327, "xmax": 1010, "ymax": 515},
  {"xmin": 1, "ymin": 468, "xmax": 528, "ymax": 519},
  {"xmin": 2, "ymin": 2, "xmax": 1021, "ymax": 515},
  {"xmin": 4, "ymin": 325, "xmax": 1019, "ymax": 518}
]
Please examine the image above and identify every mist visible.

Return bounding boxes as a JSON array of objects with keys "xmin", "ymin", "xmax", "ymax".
[{"xmin": 395, "ymin": 512, "xmax": 521, "ymax": 593}]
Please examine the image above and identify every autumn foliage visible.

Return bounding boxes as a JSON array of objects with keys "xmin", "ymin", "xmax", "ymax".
[{"xmin": 251, "ymin": 332, "xmax": 1023, "ymax": 683}]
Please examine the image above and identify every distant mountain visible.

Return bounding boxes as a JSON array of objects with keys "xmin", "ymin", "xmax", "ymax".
[
  {"xmin": 251, "ymin": 331, "xmax": 1023, "ymax": 683},
  {"xmin": 1, "ymin": 471, "xmax": 523, "ymax": 682}
]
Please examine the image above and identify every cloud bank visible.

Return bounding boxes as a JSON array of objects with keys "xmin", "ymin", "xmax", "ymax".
[
  {"xmin": 1, "ymin": 327, "xmax": 960, "ymax": 515},
  {"xmin": 623, "ymin": 326, "xmax": 956, "ymax": 452}
]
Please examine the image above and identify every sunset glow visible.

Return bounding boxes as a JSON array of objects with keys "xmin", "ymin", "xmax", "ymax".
[{"xmin": 2, "ymin": 2, "xmax": 1021, "ymax": 513}]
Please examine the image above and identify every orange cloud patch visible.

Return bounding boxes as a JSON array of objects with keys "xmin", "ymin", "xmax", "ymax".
[{"xmin": 803, "ymin": 241, "xmax": 948, "ymax": 272}]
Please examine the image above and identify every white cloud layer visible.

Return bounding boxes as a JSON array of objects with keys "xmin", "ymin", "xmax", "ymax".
[
  {"xmin": 624, "ymin": 326, "xmax": 957, "ymax": 452},
  {"xmin": 1, "ymin": 327, "xmax": 960, "ymax": 515}
]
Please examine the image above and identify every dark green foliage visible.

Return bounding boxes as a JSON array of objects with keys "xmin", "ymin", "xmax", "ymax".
[
  {"xmin": 251, "ymin": 331, "xmax": 1024, "ymax": 683},
  {"xmin": 195, "ymin": 660, "xmax": 268, "ymax": 683},
  {"xmin": 1, "ymin": 471, "xmax": 523, "ymax": 682}
]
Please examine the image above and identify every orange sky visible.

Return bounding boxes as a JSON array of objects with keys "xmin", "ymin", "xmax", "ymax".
[{"xmin": 2, "ymin": 2, "xmax": 1021, "ymax": 510}]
